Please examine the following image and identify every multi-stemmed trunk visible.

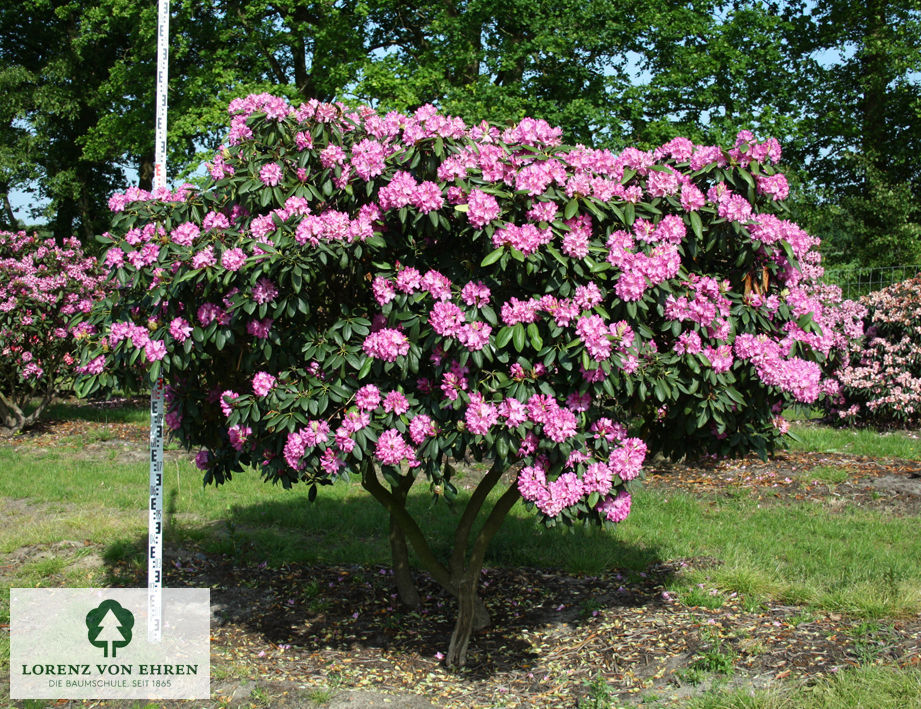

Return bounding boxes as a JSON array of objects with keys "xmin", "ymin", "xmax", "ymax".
[
  {"xmin": 0, "ymin": 382, "xmax": 56, "ymax": 435},
  {"xmin": 361, "ymin": 457, "xmax": 521, "ymax": 667}
]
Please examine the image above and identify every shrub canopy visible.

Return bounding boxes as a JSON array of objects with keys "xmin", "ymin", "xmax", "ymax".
[
  {"xmin": 77, "ymin": 93, "xmax": 862, "ymax": 665},
  {"xmin": 79, "ymin": 94, "xmax": 855, "ymax": 517}
]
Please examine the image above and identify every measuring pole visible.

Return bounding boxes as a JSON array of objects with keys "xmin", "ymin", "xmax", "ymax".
[{"xmin": 148, "ymin": 0, "xmax": 170, "ymax": 644}]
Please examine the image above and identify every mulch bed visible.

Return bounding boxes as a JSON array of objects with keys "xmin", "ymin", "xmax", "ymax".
[
  {"xmin": 6, "ymin": 416, "xmax": 921, "ymax": 706},
  {"xmin": 137, "ymin": 553, "xmax": 919, "ymax": 707}
]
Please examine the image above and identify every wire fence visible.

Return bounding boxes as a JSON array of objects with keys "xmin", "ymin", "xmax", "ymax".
[{"xmin": 823, "ymin": 265, "xmax": 921, "ymax": 300}]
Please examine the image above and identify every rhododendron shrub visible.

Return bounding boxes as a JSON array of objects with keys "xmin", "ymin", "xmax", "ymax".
[
  {"xmin": 828, "ymin": 274, "xmax": 921, "ymax": 426},
  {"xmin": 0, "ymin": 231, "xmax": 108, "ymax": 433},
  {"xmin": 78, "ymin": 94, "xmax": 850, "ymax": 665}
]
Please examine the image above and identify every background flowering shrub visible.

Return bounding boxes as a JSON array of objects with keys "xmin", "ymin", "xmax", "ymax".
[
  {"xmin": 0, "ymin": 231, "xmax": 108, "ymax": 433},
  {"xmin": 827, "ymin": 275, "xmax": 921, "ymax": 427},
  {"xmin": 78, "ymin": 94, "xmax": 853, "ymax": 665}
]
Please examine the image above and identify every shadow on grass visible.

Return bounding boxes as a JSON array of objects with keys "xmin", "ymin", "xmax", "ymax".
[
  {"xmin": 46, "ymin": 397, "xmax": 149, "ymax": 424},
  {"xmin": 101, "ymin": 491, "xmax": 672, "ymax": 675}
]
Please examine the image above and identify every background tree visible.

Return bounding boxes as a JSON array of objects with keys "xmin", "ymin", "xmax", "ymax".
[
  {"xmin": 356, "ymin": 0, "xmax": 651, "ymax": 144},
  {"xmin": 0, "ymin": 1, "xmax": 132, "ymax": 241},
  {"xmin": 3, "ymin": 0, "xmax": 919, "ymax": 264},
  {"xmin": 789, "ymin": 0, "xmax": 921, "ymax": 266},
  {"xmin": 624, "ymin": 2, "xmax": 808, "ymax": 150},
  {"xmin": 0, "ymin": 0, "xmax": 295, "ymax": 241},
  {"xmin": 0, "ymin": 65, "xmax": 36, "ymax": 231}
]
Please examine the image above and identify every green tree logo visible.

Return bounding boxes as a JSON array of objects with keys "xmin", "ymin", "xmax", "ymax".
[{"xmin": 85, "ymin": 600, "xmax": 134, "ymax": 658}]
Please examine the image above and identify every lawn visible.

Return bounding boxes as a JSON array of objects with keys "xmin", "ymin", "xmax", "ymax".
[{"xmin": 1, "ymin": 403, "xmax": 920, "ymax": 707}]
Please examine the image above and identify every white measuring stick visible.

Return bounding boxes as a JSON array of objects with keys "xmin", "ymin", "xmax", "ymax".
[
  {"xmin": 153, "ymin": 0, "xmax": 169, "ymax": 193},
  {"xmin": 148, "ymin": 377, "xmax": 165, "ymax": 642},
  {"xmin": 149, "ymin": 0, "xmax": 170, "ymax": 644}
]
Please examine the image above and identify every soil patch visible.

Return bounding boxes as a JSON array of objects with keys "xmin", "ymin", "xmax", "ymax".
[{"xmin": 4, "ymin": 415, "xmax": 193, "ymax": 465}]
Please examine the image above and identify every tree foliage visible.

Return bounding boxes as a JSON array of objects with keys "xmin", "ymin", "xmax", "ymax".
[
  {"xmin": 0, "ymin": 0, "xmax": 292, "ymax": 241},
  {"xmin": 2, "ymin": 1, "xmax": 919, "ymax": 261},
  {"xmin": 0, "ymin": 1, "xmax": 126, "ymax": 241},
  {"xmin": 788, "ymin": 0, "xmax": 921, "ymax": 266}
]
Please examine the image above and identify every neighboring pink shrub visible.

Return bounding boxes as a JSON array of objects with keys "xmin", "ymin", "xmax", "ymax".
[
  {"xmin": 828, "ymin": 275, "xmax": 921, "ymax": 426},
  {"xmin": 0, "ymin": 231, "xmax": 108, "ymax": 432}
]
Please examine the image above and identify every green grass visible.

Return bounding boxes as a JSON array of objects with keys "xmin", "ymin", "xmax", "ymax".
[
  {"xmin": 673, "ymin": 627, "xmax": 739, "ymax": 687},
  {"xmin": 626, "ymin": 489, "xmax": 921, "ymax": 617},
  {"xmin": 40, "ymin": 398, "xmax": 151, "ymax": 425},
  {"xmin": 789, "ymin": 422, "xmax": 921, "ymax": 460},
  {"xmin": 796, "ymin": 464, "xmax": 851, "ymax": 485},
  {"xmin": 684, "ymin": 665, "xmax": 921, "ymax": 708}
]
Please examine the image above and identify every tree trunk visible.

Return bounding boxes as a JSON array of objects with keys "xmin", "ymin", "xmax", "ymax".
[
  {"xmin": 444, "ymin": 482, "xmax": 521, "ymax": 667},
  {"xmin": 446, "ymin": 570, "xmax": 479, "ymax": 667},
  {"xmin": 52, "ymin": 196, "xmax": 78, "ymax": 244},
  {"xmin": 361, "ymin": 461, "xmax": 455, "ymax": 593},
  {"xmin": 858, "ymin": 0, "xmax": 891, "ymax": 178},
  {"xmin": 360, "ymin": 458, "xmax": 519, "ymax": 667},
  {"xmin": 389, "ymin": 516, "xmax": 421, "ymax": 608},
  {"xmin": 138, "ymin": 155, "xmax": 155, "ymax": 192},
  {"xmin": 388, "ymin": 473, "xmax": 421, "ymax": 608},
  {"xmin": 0, "ymin": 392, "xmax": 23, "ymax": 433},
  {"xmin": 0, "ymin": 382, "xmax": 55, "ymax": 435},
  {"xmin": 0, "ymin": 185, "xmax": 19, "ymax": 230}
]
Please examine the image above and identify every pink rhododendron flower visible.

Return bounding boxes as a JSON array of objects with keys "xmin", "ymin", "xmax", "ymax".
[
  {"xmin": 191, "ymin": 246, "xmax": 216, "ymax": 269},
  {"xmin": 220, "ymin": 391, "xmax": 239, "ymax": 417},
  {"xmin": 171, "ymin": 222, "xmax": 200, "ymax": 246},
  {"xmin": 301, "ymin": 419, "xmax": 331, "ymax": 447},
  {"xmin": 228, "ymin": 425, "xmax": 252, "ymax": 451},
  {"xmin": 597, "ymin": 490, "xmax": 631, "ymax": 523},
  {"xmin": 252, "ymin": 278, "xmax": 278, "ymax": 304},
  {"xmin": 460, "ymin": 281, "xmax": 491, "ymax": 307},
  {"xmin": 247, "ymin": 318, "xmax": 273, "ymax": 338},
  {"xmin": 375, "ymin": 428, "xmax": 413, "ymax": 466},
  {"xmin": 355, "ymin": 384, "xmax": 381, "ymax": 411},
  {"xmin": 221, "ymin": 247, "xmax": 246, "ymax": 271},
  {"xmin": 466, "ymin": 189, "xmax": 501, "ymax": 228},
  {"xmin": 145, "ymin": 339, "xmax": 166, "ymax": 362},
  {"xmin": 395, "ymin": 267, "xmax": 423, "ymax": 294},
  {"xmin": 429, "ymin": 302, "xmax": 465, "ymax": 337},
  {"xmin": 260, "ymin": 163, "xmax": 283, "ymax": 187},
  {"xmin": 465, "ymin": 393, "xmax": 499, "ymax": 435},
  {"xmin": 363, "ymin": 328, "xmax": 410, "ymax": 361},
  {"xmin": 252, "ymin": 371, "xmax": 276, "ymax": 397},
  {"xmin": 383, "ymin": 391, "xmax": 409, "ymax": 415},
  {"xmin": 409, "ymin": 414, "xmax": 437, "ymax": 444},
  {"xmin": 169, "ymin": 317, "xmax": 192, "ymax": 342}
]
